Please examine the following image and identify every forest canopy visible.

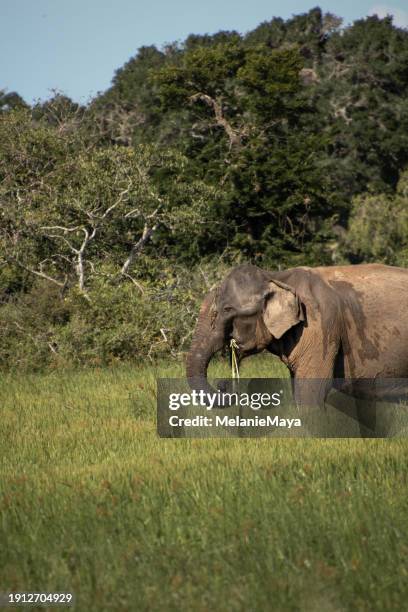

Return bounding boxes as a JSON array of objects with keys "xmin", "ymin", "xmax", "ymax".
[{"xmin": 1, "ymin": 7, "xmax": 408, "ymax": 370}]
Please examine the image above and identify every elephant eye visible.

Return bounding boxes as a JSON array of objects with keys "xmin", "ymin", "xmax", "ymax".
[{"xmin": 223, "ymin": 306, "xmax": 235, "ymax": 314}]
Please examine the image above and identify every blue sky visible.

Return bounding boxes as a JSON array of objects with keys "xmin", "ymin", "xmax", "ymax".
[{"xmin": 1, "ymin": 0, "xmax": 407, "ymax": 104}]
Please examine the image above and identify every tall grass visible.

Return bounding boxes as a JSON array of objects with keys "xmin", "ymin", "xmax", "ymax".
[{"xmin": 0, "ymin": 355, "xmax": 407, "ymax": 611}]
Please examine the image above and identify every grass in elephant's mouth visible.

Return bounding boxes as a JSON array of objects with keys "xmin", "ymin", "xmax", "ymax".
[{"xmin": 0, "ymin": 355, "xmax": 407, "ymax": 611}]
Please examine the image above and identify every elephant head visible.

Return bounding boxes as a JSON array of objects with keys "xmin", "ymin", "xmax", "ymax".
[{"xmin": 186, "ymin": 264, "xmax": 304, "ymax": 398}]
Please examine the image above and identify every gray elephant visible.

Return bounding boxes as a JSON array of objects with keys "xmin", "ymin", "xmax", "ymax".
[{"xmin": 186, "ymin": 263, "xmax": 408, "ymax": 436}]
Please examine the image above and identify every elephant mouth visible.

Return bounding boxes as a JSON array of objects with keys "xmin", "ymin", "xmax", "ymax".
[
  {"xmin": 230, "ymin": 338, "xmax": 252, "ymax": 361},
  {"xmin": 229, "ymin": 338, "xmax": 257, "ymax": 356}
]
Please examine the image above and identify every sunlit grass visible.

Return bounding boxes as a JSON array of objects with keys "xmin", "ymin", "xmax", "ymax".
[{"xmin": 0, "ymin": 355, "xmax": 407, "ymax": 611}]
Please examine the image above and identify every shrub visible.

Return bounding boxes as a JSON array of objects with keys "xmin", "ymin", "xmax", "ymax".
[{"xmin": 344, "ymin": 170, "xmax": 408, "ymax": 265}]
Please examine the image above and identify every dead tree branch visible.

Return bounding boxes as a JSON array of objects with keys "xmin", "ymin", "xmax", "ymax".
[
  {"xmin": 189, "ymin": 93, "xmax": 243, "ymax": 149},
  {"xmin": 121, "ymin": 222, "xmax": 158, "ymax": 275},
  {"xmin": 40, "ymin": 224, "xmax": 97, "ymax": 297},
  {"xmin": 4, "ymin": 255, "xmax": 65, "ymax": 287}
]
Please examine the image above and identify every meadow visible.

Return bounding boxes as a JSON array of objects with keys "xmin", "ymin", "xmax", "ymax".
[{"xmin": 1, "ymin": 355, "xmax": 408, "ymax": 611}]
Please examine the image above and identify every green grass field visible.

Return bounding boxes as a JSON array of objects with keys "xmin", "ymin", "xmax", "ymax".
[{"xmin": 1, "ymin": 355, "xmax": 408, "ymax": 611}]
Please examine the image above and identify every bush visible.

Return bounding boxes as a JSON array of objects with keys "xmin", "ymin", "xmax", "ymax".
[
  {"xmin": 344, "ymin": 169, "xmax": 408, "ymax": 265},
  {"xmin": 0, "ymin": 259, "xmax": 232, "ymax": 371}
]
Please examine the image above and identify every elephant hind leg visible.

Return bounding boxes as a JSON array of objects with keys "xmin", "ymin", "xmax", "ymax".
[
  {"xmin": 352, "ymin": 381, "xmax": 382, "ymax": 437},
  {"xmin": 291, "ymin": 377, "xmax": 334, "ymax": 437},
  {"xmin": 356, "ymin": 398, "xmax": 378, "ymax": 438}
]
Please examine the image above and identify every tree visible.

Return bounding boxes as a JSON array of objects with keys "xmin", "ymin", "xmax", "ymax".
[
  {"xmin": 0, "ymin": 90, "xmax": 27, "ymax": 113},
  {"xmin": 0, "ymin": 108, "xmax": 217, "ymax": 298},
  {"xmin": 344, "ymin": 168, "xmax": 408, "ymax": 265},
  {"xmin": 314, "ymin": 15, "xmax": 408, "ymax": 203},
  {"xmin": 151, "ymin": 39, "xmax": 335, "ymax": 264}
]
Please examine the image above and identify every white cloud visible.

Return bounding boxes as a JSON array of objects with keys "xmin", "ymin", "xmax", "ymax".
[{"xmin": 369, "ymin": 5, "xmax": 408, "ymax": 28}]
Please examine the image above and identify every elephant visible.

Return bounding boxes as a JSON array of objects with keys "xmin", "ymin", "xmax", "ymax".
[{"xmin": 186, "ymin": 263, "xmax": 408, "ymax": 436}]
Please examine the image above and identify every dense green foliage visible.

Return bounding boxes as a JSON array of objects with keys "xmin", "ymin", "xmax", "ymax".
[
  {"xmin": 1, "ymin": 359, "xmax": 408, "ymax": 610},
  {"xmin": 1, "ymin": 8, "xmax": 408, "ymax": 370},
  {"xmin": 346, "ymin": 170, "xmax": 408, "ymax": 265}
]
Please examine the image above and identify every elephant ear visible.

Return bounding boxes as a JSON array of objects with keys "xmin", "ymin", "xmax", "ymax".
[{"xmin": 262, "ymin": 280, "xmax": 304, "ymax": 340}]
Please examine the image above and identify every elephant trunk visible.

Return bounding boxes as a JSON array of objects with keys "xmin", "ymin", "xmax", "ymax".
[{"xmin": 186, "ymin": 291, "xmax": 225, "ymax": 401}]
